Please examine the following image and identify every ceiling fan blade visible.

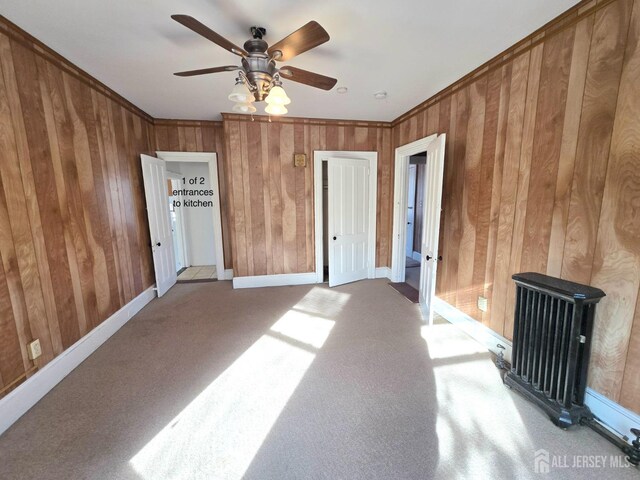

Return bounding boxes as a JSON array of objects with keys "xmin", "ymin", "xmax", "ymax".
[
  {"xmin": 172, "ymin": 15, "xmax": 248, "ymax": 56},
  {"xmin": 174, "ymin": 65, "xmax": 238, "ymax": 77},
  {"xmin": 279, "ymin": 66, "xmax": 337, "ymax": 90},
  {"xmin": 268, "ymin": 21, "xmax": 329, "ymax": 61}
]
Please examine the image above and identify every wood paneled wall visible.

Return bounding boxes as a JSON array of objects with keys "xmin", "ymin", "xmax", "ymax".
[
  {"xmin": 0, "ymin": 19, "xmax": 155, "ymax": 393},
  {"xmin": 222, "ymin": 114, "xmax": 393, "ymax": 277},
  {"xmin": 153, "ymin": 119, "xmax": 232, "ymax": 269},
  {"xmin": 2, "ymin": 0, "xmax": 638, "ymax": 416},
  {"xmin": 392, "ymin": 0, "xmax": 640, "ymax": 411}
]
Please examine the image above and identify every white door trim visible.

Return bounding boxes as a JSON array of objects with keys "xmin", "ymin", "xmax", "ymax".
[
  {"xmin": 313, "ymin": 151, "xmax": 378, "ymax": 284},
  {"xmin": 390, "ymin": 135, "xmax": 438, "ymax": 283},
  {"xmin": 156, "ymin": 151, "xmax": 227, "ymax": 280}
]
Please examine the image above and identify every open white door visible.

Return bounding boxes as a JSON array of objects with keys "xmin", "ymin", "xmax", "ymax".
[
  {"xmin": 418, "ymin": 134, "xmax": 446, "ymax": 323},
  {"xmin": 141, "ymin": 154, "xmax": 176, "ymax": 297},
  {"xmin": 328, "ymin": 157, "xmax": 370, "ymax": 287}
]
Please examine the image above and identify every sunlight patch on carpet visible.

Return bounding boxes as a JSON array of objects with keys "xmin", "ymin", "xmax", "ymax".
[{"xmin": 130, "ymin": 288, "xmax": 342, "ymax": 480}]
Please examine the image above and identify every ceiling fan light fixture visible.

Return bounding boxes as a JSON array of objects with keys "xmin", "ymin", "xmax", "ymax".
[
  {"xmin": 265, "ymin": 85, "xmax": 291, "ymax": 106},
  {"xmin": 232, "ymin": 102, "xmax": 257, "ymax": 114},
  {"xmin": 228, "ymin": 79, "xmax": 253, "ymax": 103},
  {"xmin": 172, "ymin": 17, "xmax": 336, "ymax": 118},
  {"xmin": 265, "ymin": 103, "xmax": 288, "ymax": 116}
]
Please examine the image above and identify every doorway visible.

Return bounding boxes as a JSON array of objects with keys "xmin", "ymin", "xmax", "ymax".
[
  {"xmin": 390, "ymin": 135, "xmax": 446, "ymax": 323},
  {"xmin": 314, "ymin": 151, "xmax": 378, "ymax": 287},
  {"xmin": 140, "ymin": 152, "xmax": 225, "ymax": 297},
  {"xmin": 165, "ymin": 160, "xmax": 218, "ymax": 282},
  {"xmin": 405, "ymin": 154, "xmax": 427, "ymax": 291}
]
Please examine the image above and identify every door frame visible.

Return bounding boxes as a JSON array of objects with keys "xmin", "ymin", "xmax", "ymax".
[
  {"xmin": 390, "ymin": 135, "xmax": 438, "ymax": 283},
  {"xmin": 156, "ymin": 151, "xmax": 226, "ymax": 279},
  {"xmin": 166, "ymin": 172, "xmax": 189, "ymax": 270},
  {"xmin": 313, "ymin": 151, "xmax": 378, "ymax": 284}
]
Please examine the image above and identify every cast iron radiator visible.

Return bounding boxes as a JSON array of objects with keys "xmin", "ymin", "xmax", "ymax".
[{"xmin": 504, "ymin": 272, "xmax": 605, "ymax": 428}]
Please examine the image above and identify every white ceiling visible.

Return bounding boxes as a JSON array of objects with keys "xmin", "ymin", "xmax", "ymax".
[{"xmin": 2, "ymin": 0, "xmax": 580, "ymax": 121}]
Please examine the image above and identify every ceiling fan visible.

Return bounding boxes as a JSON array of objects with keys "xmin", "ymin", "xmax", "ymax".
[{"xmin": 172, "ymin": 15, "xmax": 338, "ymax": 115}]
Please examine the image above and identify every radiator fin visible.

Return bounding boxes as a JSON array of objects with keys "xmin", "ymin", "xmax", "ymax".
[{"xmin": 506, "ymin": 272, "xmax": 605, "ymax": 427}]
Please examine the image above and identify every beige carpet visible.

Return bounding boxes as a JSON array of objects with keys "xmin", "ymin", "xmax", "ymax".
[{"xmin": 0, "ymin": 280, "xmax": 636, "ymax": 479}]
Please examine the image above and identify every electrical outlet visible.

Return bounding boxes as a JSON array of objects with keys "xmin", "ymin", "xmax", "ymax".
[
  {"xmin": 477, "ymin": 296, "xmax": 488, "ymax": 312},
  {"xmin": 27, "ymin": 339, "xmax": 42, "ymax": 360}
]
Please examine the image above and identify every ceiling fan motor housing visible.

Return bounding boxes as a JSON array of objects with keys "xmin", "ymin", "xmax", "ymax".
[{"xmin": 242, "ymin": 35, "xmax": 277, "ymax": 101}]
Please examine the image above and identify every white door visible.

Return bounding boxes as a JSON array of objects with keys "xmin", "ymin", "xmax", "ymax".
[
  {"xmin": 418, "ymin": 134, "xmax": 446, "ymax": 323},
  {"xmin": 141, "ymin": 154, "xmax": 177, "ymax": 297},
  {"xmin": 406, "ymin": 164, "xmax": 417, "ymax": 257},
  {"xmin": 328, "ymin": 157, "xmax": 369, "ymax": 287}
]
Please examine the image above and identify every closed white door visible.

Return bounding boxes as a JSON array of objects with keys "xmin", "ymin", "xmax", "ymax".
[
  {"xmin": 141, "ymin": 154, "xmax": 176, "ymax": 297},
  {"xmin": 406, "ymin": 164, "xmax": 417, "ymax": 257},
  {"xmin": 418, "ymin": 134, "xmax": 446, "ymax": 323},
  {"xmin": 328, "ymin": 157, "xmax": 369, "ymax": 287}
]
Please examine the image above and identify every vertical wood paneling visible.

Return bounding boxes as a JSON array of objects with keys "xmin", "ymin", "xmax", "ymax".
[
  {"xmin": 471, "ymin": 68, "xmax": 501, "ymax": 324},
  {"xmin": 153, "ymin": 120, "xmax": 232, "ymax": 270},
  {"xmin": 502, "ymin": 44, "xmax": 544, "ymax": 338},
  {"xmin": 561, "ymin": 0, "xmax": 632, "ymax": 283},
  {"xmin": 0, "ymin": 180, "xmax": 25, "ymax": 385},
  {"xmin": 480, "ymin": 64, "xmax": 511, "ymax": 326},
  {"xmin": 456, "ymin": 78, "xmax": 486, "ymax": 318},
  {"xmin": 588, "ymin": 0, "xmax": 640, "ymax": 405},
  {"xmin": 0, "ymin": 26, "xmax": 155, "ymax": 394},
  {"xmin": 546, "ymin": 16, "xmax": 594, "ymax": 279},
  {"xmin": 391, "ymin": 0, "xmax": 640, "ymax": 410},
  {"xmin": 199, "ymin": 117, "xmax": 393, "ymax": 277},
  {"xmin": 3, "ymin": 38, "xmax": 58, "ymax": 364},
  {"xmin": 491, "ymin": 52, "xmax": 530, "ymax": 337},
  {"xmin": 247, "ymin": 122, "xmax": 266, "ymax": 275},
  {"xmin": 519, "ymin": 27, "xmax": 576, "ymax": 274},
  {"xmin": 1, "ymin": 0, "xmax": 638, "ymax": 414}
]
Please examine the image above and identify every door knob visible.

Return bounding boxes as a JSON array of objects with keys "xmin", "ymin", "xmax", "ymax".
[
  {"xmin": 156, "ymin": 242, "xmax": 161, "ymax": 247},
  {"xmin": 426, "ymin": 255, "xmax": 432, "ymax": 261},
  {"xmin": 438, "ymin": 255, "xmax": 443, "ymax": 261},
  {"xmin": 333, "ymin": 236, "xmax": 337, "ymax": 240}
]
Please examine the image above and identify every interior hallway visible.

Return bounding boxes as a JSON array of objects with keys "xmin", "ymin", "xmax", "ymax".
[
  {"xmin": 406, "ymin": 256, "xmax": 421, "ymax": 290},
  {"xmin": 0, "ymin": 280, "xmax": 633, "ymax": 480}
]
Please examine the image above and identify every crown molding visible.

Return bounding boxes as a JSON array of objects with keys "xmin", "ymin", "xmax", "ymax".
[
  {"xmin": 153, "ymin": 118, "xmax": 224, "ymax": 128},
  {"xmin": 391, "ymin": 0, "xmax": 614, "ymax": 127},
  {"xmin": 0, "ymin": 15, "xmax": 154, "ymax": 123},
  {"xmin": 221, "ymin": 113, "xmax": 392, "ymax": 129}
]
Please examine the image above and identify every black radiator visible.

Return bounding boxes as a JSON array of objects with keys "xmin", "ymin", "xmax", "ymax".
[{"xmin": 504, "ymin": 272, "xmax": 605, "ymax": 428}]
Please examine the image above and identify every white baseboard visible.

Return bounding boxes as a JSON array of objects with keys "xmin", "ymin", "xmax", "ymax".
[
  {"xmin": 432, "ymin": 296, "xmax": 640, "ymax": 443},
  {"xmin": 432, "ymin": 296, "xmax": 512, "ymax": 362},
  {"xmin": 375, "ymin": 267, "xmax": 392, "ymax": 279},
  {"xmin": 585, "ymin": 388, "xmax": 640, "ymax": 444},
  {"xmin": 232, "ymin": 272, "xmax": 317, "ymax": 289},
  {"xmin": 0, "ymin": 285, "xmax": 156, "ymax": 436},
  {"xmin": 218, "ymin": 269, "xmax": 233, "ymax": 280}
]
